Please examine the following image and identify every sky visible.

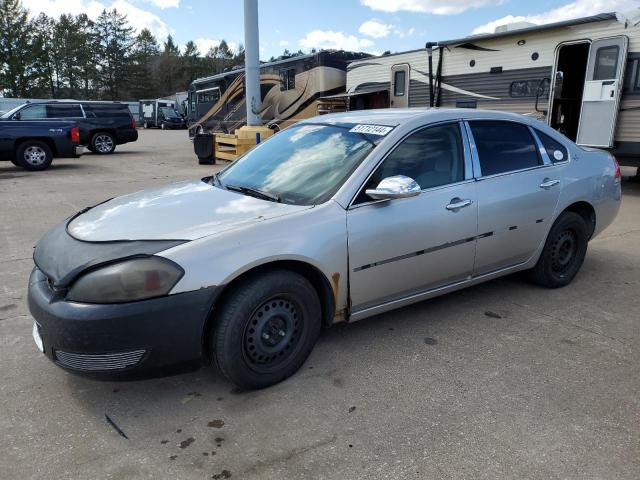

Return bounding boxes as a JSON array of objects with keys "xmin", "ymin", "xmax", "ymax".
[{"xmin": 22, "ymin": 0, "xmax": 640, "ymax": 59}]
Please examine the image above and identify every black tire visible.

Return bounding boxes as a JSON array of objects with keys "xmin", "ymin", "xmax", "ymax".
[
  {"xmin": 211, "ymin": 270, "xmax": 321, "ymax": 389},
  {"xmin": 530, "ymin": 211, "xmax": 589, "ymax": 288},
  {"xmin": 16, "ymin": 140, "xmax": 53, "ymax": 171},
  {"xmin": 90, "ymin": 132, "xmax": 116, "ymax": 154},
  {"xmin": 198, "ymin": 156, "xmax": 215, "ymax": 165}
]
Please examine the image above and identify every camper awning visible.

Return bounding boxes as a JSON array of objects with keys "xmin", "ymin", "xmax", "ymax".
[{"xmin": 320, "ymin": 88, "xmax": 389, "ymax": 100}]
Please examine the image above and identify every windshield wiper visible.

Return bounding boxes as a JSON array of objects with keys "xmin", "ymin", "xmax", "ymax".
[{"xmin": 225, "ymin": 184, "xmax": 280, "ymax": 203}]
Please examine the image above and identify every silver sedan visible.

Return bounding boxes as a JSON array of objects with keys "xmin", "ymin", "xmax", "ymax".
[{"xmin": 28, "ymin": 109, "xmax": 622, "ymax": 389}]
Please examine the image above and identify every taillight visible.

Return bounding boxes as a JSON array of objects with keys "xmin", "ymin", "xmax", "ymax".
[
  {"xmin": 70, "ymin": 127, "xmax": 80, "ymax": 144},
  {"xmin": 131, "ymin": 116, "xmax": 136, "ymax": 129},
  {"xmin": 611, "ymin": 154, "xmax": 621, "ymax": 180}
]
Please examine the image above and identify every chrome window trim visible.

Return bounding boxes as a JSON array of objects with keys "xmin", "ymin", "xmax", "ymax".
[
  {"xmin": 528, "ymin": 126, "xmax": 552, "ymax": 165},
  {"xmin": 348, "ymin": 119, "xmax": 470, "ymax": 209},
  {"xmin": 464, "ymin": 119, "xmax": 554, "ymax": 180}
]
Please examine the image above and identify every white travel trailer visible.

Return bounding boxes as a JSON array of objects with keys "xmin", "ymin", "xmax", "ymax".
[{"xmin": 345, "ymin": 10, "xmax": 640, "ymax": 167}]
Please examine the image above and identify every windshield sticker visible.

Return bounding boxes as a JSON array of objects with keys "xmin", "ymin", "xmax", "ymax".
[{"xmin": 349, "ymin": 124, "xmax": 393, "ymax": 136}]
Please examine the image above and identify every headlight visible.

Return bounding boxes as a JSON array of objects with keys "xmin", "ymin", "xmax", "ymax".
[{"xmin": 67, "ymin": 257, "xmax": 184, "ymax": 304}]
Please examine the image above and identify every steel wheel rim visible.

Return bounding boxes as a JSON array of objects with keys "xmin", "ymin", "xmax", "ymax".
[
  {"xmin": 551, "ymin": 229, "xmax": 577, "ymax": 274},
  {"xmin": 243, "ymin": 296, "xmax": 302, "ymax": 371},
  {"xmin": 94, "ymin": 135, "xmax": 113, "ymax": 153},
  {"xmin": 23, "ymin": 146, "xmax": 46, "ymax": 166}
]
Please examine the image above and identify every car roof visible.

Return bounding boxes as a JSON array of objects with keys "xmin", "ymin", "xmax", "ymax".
[{"xmin": 303, "ymin": 108, "xmax": 542, "ymax": 128}]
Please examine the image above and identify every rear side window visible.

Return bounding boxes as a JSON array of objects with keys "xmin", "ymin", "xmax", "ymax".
[
  {"xmin": 469, "ymin": 121, "xmax": 541, "ymax": 176},
  {"xmin": 84, "ymin": 104, "xmax": 131, "ymax": 119},
  {"xmin": 46, "ymin": 104, "xmax": 83, "ymax": 118},
  {"xmin": 535, "ymin": 130, "xmax": 569, "ymax": 163}
]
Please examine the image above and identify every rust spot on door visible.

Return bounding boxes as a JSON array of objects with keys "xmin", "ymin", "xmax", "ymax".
[{"xmin": 331, "ymin": 272, "xmax": 340, "ymax": 303}]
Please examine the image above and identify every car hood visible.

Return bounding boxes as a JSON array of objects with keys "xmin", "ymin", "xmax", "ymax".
[{"xmin": 68, "ymin": 179, "xmax": 312, "ymax": 241}]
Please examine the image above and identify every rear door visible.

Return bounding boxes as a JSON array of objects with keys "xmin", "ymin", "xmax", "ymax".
[
  {"xmin": 468, "ymin": 120, "xmax": 561, "ymax": 275},
  {"xmin": 576, "ymin": 36, "xmax": 628, "ymax": 147},
  {"xmin": 390, "ymin": 64, "xmax": 410, "ymax": 108}
]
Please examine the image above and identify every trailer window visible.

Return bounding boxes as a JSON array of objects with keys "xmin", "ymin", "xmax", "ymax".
[
  {"xmin": 393, "ymin": 70, "xmax": 406, "ymax": 96},
  {"xmin": 280, "ymin": 68, "xmax": 296, "ymax": 91},
  {"xmin": 623, "ymin": 57, "xmax": 640, "ymax": 93},
  {"xmin": 594, "ymin": 46, "xmax": 619, "ymax": 80},
  {"xmin": 509, "ymin": 78, "xmax": 550, "ymax": 97}
]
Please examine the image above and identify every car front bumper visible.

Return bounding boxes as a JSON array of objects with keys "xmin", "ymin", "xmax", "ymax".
[{"xmin": 27, "ymin": 267, "xmax": 220, "ymax": 378}]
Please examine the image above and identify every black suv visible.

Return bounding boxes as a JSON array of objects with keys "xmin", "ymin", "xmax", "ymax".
[{"xmin": 0, "ymin": 101, "xmax": 138, "ymax": 154}]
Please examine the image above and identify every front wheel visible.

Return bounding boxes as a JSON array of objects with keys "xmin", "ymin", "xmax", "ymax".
[
  {"xmin": 530, "ymin": 211, "xmax": 589, "ymax": 288},
  {"xmin": 16, "ymin": 140, "xmax": 53, "ymax": 171},
  {"xmin": 90, "ymin": 132, "xmax": 115, "ymax": 154},
  {"xmin": 211, "ymin": 270, "xmax": 321, "ymax": 389}
]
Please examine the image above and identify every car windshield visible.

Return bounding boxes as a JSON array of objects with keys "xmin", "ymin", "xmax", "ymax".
[
  {"xmin": 0, "ymin": 104, "xmax": 26, "ymax": 118},
  {"xmin": 214, "ymin": 124, "xmax": 376, "ymax": 205},
  {"xmin": 161, "ymin": 107, "xmax": 180, "ymax": 118}
]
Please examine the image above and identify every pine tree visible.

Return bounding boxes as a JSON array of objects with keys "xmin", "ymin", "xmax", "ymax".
[
  {"xmin": 130, "ymin": 28, "xmax": 160, "ymax": 99},
  {"xmin": 0, "ymin": 0, "xmax": 37, "ymax": 96},
  {"xmin": 94, "ymin": 8, "xmax": 135, "ymax": 99}
]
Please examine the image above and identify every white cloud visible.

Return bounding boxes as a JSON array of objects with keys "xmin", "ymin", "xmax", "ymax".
[
  {"xmin": 361, "ymin": 0, "xmax": 503, "ymax": 15},
  {"xmin": 279, "ymin": 39, "xmax": 289, "ymax": 47},
  {"xmin": 194, "ymin": 38, "xmax": 239, "ymax": 54},
  {"xmin": 22, "ymin": 0, "xmax": 170, "ymax": 38},
  {"xmin": 472, "ymin": 0, "xmax": 638, "ymax": 34},
  {"xmin": 394, "ymin": 26, "xmax": 416, "ymax": 38},
  {"xmin": 299, "ymin": 30, "xmax": 375, "ymax": 52},
  {"xmin": 359, "ymin": 19, "xmax": 393, "ymax": 38},
  {"xmin": 142, "ymin": 0, "xmax": 179, "ymax": 8}
]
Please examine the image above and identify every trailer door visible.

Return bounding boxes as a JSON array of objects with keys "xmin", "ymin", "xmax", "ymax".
[
  {"xmin": 576, "ymin": 36, "xmax": 628, "ymax": 147},
  {"xmin": 390, "ymin": 64, "xmax": 410, "ymax": 108}
]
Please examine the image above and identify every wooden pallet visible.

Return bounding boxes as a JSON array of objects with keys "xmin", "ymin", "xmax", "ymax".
[{"xmin": 214, "ymin": 127, "xmax": 274, "ymax": 162}]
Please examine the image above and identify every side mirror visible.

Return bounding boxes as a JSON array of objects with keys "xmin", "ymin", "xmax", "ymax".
[
  {"xmin": 365, "ymin": 175, "xmax": 421, "ymax": 201},
  {"xmin": 13, "ymin": 112, "xmax": 20, "ymax": 120}
]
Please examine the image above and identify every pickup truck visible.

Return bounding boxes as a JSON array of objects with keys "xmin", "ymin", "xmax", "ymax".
[{"xmin": 0, "ymin": 120, "xmax": 83, "ymax": 171}]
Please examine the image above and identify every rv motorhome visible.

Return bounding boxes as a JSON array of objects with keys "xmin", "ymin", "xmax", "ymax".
[
  {"xmin": 345, "ymin": 10, "xmax": 640, "ymax": 167},
  {"xmin": 186, "ymin": 50, "xmax": 370, "ymax": 136}
]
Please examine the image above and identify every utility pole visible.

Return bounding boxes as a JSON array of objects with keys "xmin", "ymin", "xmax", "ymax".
[{"xmin": 244, "ymin": 0, "xmax": 261, "ymax": 126}]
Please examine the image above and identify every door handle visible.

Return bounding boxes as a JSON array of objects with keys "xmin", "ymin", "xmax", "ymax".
[
  {"xmin": 446, "ymin": 198, "xmax": 473, "ymax": 211},
  {"xmin": 539, "ymin": 179, "xmax": 560, "ymax": 189}
]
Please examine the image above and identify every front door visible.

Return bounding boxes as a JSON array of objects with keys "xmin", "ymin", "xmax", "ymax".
[
  {"xmin": 576, "ymin": 36, "xmax": 628, "ymax": 147},
  {"xmin": 390, "ymin": 64, "xmax": 410, "ymax": 108},
  {"xmin": 347, "ymin": 122, "xmax": 477, "ymax": 313},
  {"xmin": 467, "ymin": 120, "xmax": 561, "ymax": 275}
]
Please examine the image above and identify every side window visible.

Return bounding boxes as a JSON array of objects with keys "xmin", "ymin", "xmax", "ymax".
[
  {"xmin": 594, "ymin": 46, "xmax": 619, "ymax": 80},
  {"xmin": 279, "ymin": 68, "xmax": 296, "ymax": 91},
  {"xmin": 358, "ymin": 123, "xmax": 464, "ymax": 203},
  {"xmin": 19, "ymin": 104, "xmax": 46, "ymax": 119},
  {"xmin": 393, "ymin": 70, "xmax": 406, "ymax": 96},
  {"xmin": 46, "ymin": 104, "xmax": 83, "ymax": 118},
  {"xmin": 469, "ymin": 121, "xmax": 541, "ymax": 176},
  {"xmin": 535, "ymin": 130, "xmax": 569, "ymax": 163}
]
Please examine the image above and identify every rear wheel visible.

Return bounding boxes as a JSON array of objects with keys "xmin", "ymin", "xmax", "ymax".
[
  {"xmin": 211, "ymin": 270, "xmax": 321, "ymax": 389},
  {"xmin": 530, "ymin": 211, "xmax": 589, "ymax": 288},
  {"xmin": 90, "ymin": 132, "xmax": 115, "ymax": 154},
  {"xmin": 16, "ymin": 141, "xmax": 53, "ymax": 171}
]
